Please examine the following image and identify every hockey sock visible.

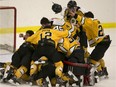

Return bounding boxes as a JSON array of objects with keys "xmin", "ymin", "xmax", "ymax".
[
  {"xmin": 99, "ymin": 59, "xmax": 105, "ymax": 68},
  {"xmin": 15, "ymin": 66, "xmax": 27, "ymax": 78},
  {"xmin": 90, "ymin": 59, "xmax": 102, "ymax": 71},
  {"xmin": 30, "ymin": 60, "xmax": 38, "ymax": 76},
  {"xmin": 55, "ymin": 61, "xmax": 63, "ymax": 77}
]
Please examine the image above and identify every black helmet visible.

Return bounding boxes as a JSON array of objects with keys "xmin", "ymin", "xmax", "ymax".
[
  {"xmin": 40, "ymin": 17, "xmax": 50, "ymax": 25},
  {"xmin": 84, "ymin": 11, "xmax": 94, "ymax": 18},
  {"xmin": 26, "ymin": 30, "xmax": 34, "ymax": 36},
  {"xmin": 67, "ymin": 0, "xmax": 77, "ymax": 9},
  {"xmin": 52, "ymin": 3, "xmax": 62, "ymax": 14}
]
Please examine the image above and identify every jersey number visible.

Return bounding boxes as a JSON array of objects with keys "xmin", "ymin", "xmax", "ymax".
[
  {"xmin": 40, "ymin": 32, "xmax": 52, "ymax": 40},
  {"xmin": 98, "ymin": 25, "xmax": 104, "ymax": 36}
]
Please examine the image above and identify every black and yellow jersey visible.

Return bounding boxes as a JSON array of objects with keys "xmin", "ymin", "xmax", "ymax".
[
  {"xmin": 64, "ymin": 7, "xmax": 84, "ymax": 22},
  {"xmin": 62, "ymin": 21, "xmax": 77, "ymax": 37},
  {"xmin": 51, "ymin": 18, "xmax": 78, "ymax": 38},
  {"xmin": 58, "ymin": 37, "xmax": 80, "ymax": 56},
  {"xmin": 75, "ymin": 15, "xmax": 105, "ymax": 47},
  {"xmin": 26, "ymin": 28, "xmax": 70, "ymax": 48}
]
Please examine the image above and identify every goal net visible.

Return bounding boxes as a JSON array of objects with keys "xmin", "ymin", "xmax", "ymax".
[{"xmin": 0, "ymin": 7, "xmax": 16, "ymax": 54}]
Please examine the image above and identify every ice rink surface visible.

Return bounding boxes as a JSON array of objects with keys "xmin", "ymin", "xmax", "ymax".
[{"xmin": 0, "ymin": 28, "xmax": 116, "ymax": 87}]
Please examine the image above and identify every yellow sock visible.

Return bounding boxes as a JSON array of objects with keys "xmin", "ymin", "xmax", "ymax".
[
  {"xmin": 99, "ymin": 59, "xmax": 105, "ymax": 68},
  {"xmin": 90, "ymin": 59, "xmax": 102, "ymax": 71},
  {"xmin": 15, "ymin": 66, "xmax": 27, "ymax": 78},
  {"xmin": 30, "ymin": 61, "xmax": 38, "ymax": 76}
]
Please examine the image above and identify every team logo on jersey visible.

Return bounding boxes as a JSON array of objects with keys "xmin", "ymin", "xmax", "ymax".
[{"xmin": 70, "ymin": 18, "xmax": 76, "ymax": 25}]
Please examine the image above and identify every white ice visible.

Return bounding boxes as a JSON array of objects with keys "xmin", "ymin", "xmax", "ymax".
[{"xmin": 0, "ymin": 28, "xmax": 116, "ymax": 87}]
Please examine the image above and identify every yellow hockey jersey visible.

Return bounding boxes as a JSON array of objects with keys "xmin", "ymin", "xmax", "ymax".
[
  {"xmin": 75, "ymin": 15, "xmax": 105, "ymax": 47},
  {"xmin": 58, "ymin": 37, "xmax": 80, "ymax": 56},
  {"xmin": 51, "ymin": 19, "xmax": 78, "ymax": 38},
  {"xmin": 26, "ymin": 28, "xmax": 70, "ymax": 48},
  {"xmin": 64, "ymin": 8, "xmax": 84, "ymax": 22},
  {"xmin": 62, "ymin": 22, "xmax": 77, "ymax": 37}
]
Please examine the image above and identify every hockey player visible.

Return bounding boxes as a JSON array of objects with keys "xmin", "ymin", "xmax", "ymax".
[
  {"xmin": 52, "ymin": 0, "xmax": 91, "ymax": 64},
  {"xmin": 52, "ymin": 0, "xmax": 95, "ymax": 59},
  {"xmin": 64, "ymin": 0, "xmax": 94, "ymax": 21},
  {"xmin": 83, "ymin": 14, "xmax": 109, "ymax": 78},
  {"xmin": 2, "ymin": 30, "xmax": 35, "ymax": 84},
  {"xmin": 26, "ymin": 17, "xmax": 71, "ymax": 86},
  {"xmin": 64, "ymin": 0, "xmax": 93, "ymax": 62},
  {"xmin": 50, "ymin": 18, "xmax": 85, "ymax": 63},
  {"xmin": 67, "ymin": 7, "xmax": 111, "ymax": 79},
  {"xmin": 51, "ymin": 0, "xmax": 110, "ymax": 85},
  {"xmin": 52, "ymin": 0, "xmax": 94, "ymax": 20},
  {"xmin": 51, "ymin": 17, "xmax": 89, "ymax": 63},
  {"xmin": 50, "ymin": 18, "xmax": 96, "ymax": 86}
]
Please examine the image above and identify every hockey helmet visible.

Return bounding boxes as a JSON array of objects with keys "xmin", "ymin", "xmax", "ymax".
[
  {"xmin": 67, "ymin": 0, "xmax": 77, "ymax": 9},
  {"xmin": 40, "ymin": 17, "xmax": 51, "ymax": 25},
  {"xmin": 52, "ymin": 3, "xmax": 62, "ymax": 14},
  {"xmin": 26, "ymin": 30, "xmax": 34, "ymax": 36},
  {"xmin": 84, "ymin": 11, "xmax": 94, "ymax": 18}
]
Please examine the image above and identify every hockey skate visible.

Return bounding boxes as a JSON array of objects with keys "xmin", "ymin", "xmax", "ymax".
[
  {"xmin": 2, "ymin": 65, "xmax": 12, "ymax": 82},
  {"xmin": 43, "ymin": 76, "xmax": 52, "ymax": 87},
  {"xmin": 84, "ymin": 64, "xmax": 96, "ymax": 86},
  {"xmin": 76, "ymin": 75, "xmax": 84, "ymax": 87},
  {"xmin": 0, "ymin": 62, "xmax": 5, "ymax": 68},
  {"xmin": 0, "ymin": 63, "xmax": 6, "ymax": 82},
  {"xmin": 98, "ymin": 67, "xmax": 109, "ymax": 79},
  {"xmin": 2, "ymin": 65, "xmax": 21, "ymax": 85},
  {"xmin": 0, "ymin": 69, "xmax": 5, "ymax": 82},
  {"xmin": 89, "ymin": 64, "xmax": 97, "ymax": 86},
  {"xmin": 67, "ymin": 71, "xmax": 84, "ymax": 87},
  {"xmin": 8, "ymin": 75, "xmax": 21, "ymax": 86},
  {"xmin": 94, "ymin": 70, "xmax": 100, "ymax": 83},
  {"xmin": 28, "ymin": 74, "xmax": 37, "ymax": 86},
  {"xmin": 101, "ymin": 67, "xmax": 109, "ymax": 78},
  {"xmin": 55, "ymin": 77, "xmax": 68, "ymax": 87},
  {"xmin": 94, "ymin": 67, "xmax": 109, "ymax": 82}
]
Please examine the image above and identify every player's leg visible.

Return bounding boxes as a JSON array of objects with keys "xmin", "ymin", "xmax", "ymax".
[
  {"xmin": 35, "ymin": 63, "xmax": 55, "ymax": 86},
  {"xmin": 3, "ymin": 52, "xmax": 21, "ymax": 83},
  {"xmin": 90, "ymin": 39, "xmax": 111, "ymax": 82},
  {"xmin": 69, "ymin": 48, "xmax": 85, "ymax": 63},
  {"xmin": 11, "ymin": 51, "xmax": 34, "ymax": 85},
  {"xmin": 14, "ymin": 51, "xmax": 32, "ymax": 79},
  {"xmin": 99, "ymin": 59, "xmax": 108, "ymax": 77},
  {"xmin": 11, "ymin": 51, "xmax": 21, "ymax": 68},
  {"xmin": 42, "ymin": 45, "xmax": 71, "ymax": 86},
  {"xmin": 90, "ymin": 35, "xmax": 111, "ymax": 62}
]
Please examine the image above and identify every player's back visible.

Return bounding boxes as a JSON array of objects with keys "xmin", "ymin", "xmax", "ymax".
[{"xmin": 26, "ymin": 28, "xmax": 69, "ymax": 47}]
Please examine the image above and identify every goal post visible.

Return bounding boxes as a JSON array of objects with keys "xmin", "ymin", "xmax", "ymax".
[{"xmin": 0, "ymin": 6, "xmax": 17, "ymax": 54}]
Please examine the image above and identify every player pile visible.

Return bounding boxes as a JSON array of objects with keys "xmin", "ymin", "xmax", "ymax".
[{"xmin": 0, "ymin": 0, "xmax": 111, "ymax": 87}]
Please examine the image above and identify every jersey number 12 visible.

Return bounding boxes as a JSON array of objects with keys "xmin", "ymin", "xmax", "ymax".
[{"xmin": 40, "ymin": 32, "xmax": 52, "ymax": 40}]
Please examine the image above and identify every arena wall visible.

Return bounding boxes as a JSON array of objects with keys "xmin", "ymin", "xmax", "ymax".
[{"xmin": 0, "ymin": 0, "xmax": 116, "ymax": 32}]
